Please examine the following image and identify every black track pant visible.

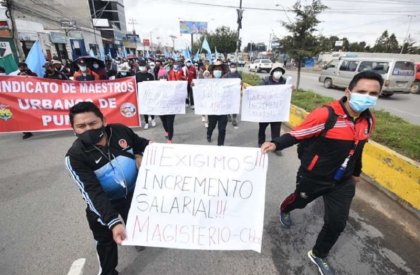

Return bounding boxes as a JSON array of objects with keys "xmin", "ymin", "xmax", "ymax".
[
  {"xmin": 207, "ymin": 115, "xmax": 228, "ymax": 146},
  {"xmin": 143, "ymin": 115, "xmax": 155, "ymax": 123},
  {"xmin": 187, "ymin": 85, "xmax": 194, "ymax": 106},
  {"xmin": 160, "ymin": 115, "xmax": 176, "ymax": 140},
  {"xmin": 86, "ymin": 192, "xmax": 133, "ymax": 275},
  {"xmin": 280, "ymin": 174, "xmax": 355, "ymax": 258},
  {"xmin": 258, "ymin": 122, "xmax": 281, "ymax": 146}
]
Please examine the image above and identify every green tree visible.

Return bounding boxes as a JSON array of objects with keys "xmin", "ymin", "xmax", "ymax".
[
  {"xmin": 282, "ymin": 0, "xmax": 327, "ymax": 89},
  {"xmin": 387, "ymin": 34, "xmax": 400, "ymax": 53},
  {"xmin": 191, "ymin": 26, "xmax": 239, "ymax": 59}
]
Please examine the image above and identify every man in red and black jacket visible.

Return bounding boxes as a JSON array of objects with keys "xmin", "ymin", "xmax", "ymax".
[
  {"xmin": 65, "ymin": 102, "xmax": 149, "ymax": 275},
  {"xmin": 261, "ymin": 70, "xmax": 383, "ymax": 275}
]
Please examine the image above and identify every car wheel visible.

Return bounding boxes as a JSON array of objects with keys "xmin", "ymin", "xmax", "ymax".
[
  {"xmin": 381, "ymin": 93, "xmax": 393, "ymax": 98},
  {"xmin": 411, "ymin": 82, "xmax": 420, "ymax": 94},
  {"xmin": 324, "ymin": 78, "xmax": 333, "ymax": 89}
]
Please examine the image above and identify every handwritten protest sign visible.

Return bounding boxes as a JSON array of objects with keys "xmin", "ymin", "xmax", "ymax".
[
  {"xmin": 192, "ymin": 79, "xmax": 241, "ymax": 115},
  {"xmin": 241, "ymin": 85, "xmax": 292, "ymax": 122},
  {"xmin": 0, "ymin": 76, "xmax": 139, "ymax": 132},
  {"xmin": 137, "ymin": 81, "xmax": 188, "ymax": 115},
  {"xmin": 124, "ymin": 143, "xmax": 268, "ymax": 252}
]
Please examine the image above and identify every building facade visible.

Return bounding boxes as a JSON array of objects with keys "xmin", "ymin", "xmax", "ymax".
[
  {"xmin": 1, "ymin": 0, "xmax": 104, "ymax": 66},
  {"xmin": 88, "ymin": 0, "xmax": 127, "ymax": 57}
]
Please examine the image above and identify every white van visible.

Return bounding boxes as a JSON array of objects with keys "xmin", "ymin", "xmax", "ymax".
[{"xmin": 319, "ymin": 58, "xmax": 416, "ymax": 97}]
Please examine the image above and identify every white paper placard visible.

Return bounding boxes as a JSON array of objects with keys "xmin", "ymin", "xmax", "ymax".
[
  {"xmin": 123, "ymin": 143, "xmax": 268, "ymax": 252},
  {"xmin": 192, "ymin": 79, "xmax": 241, "ymax": 115},
  {"xmin": 137, "ymin": 81, "xmax": 188, "ymax": 115},
  {"xmin": 241, "ymin": 85, "xmax": 292, "ymax": 122}
]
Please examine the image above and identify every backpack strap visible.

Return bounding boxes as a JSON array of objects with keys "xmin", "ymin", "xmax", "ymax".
[{"xmin": 320, "ymin": 105, "xmax": 337, "ymax": 137}]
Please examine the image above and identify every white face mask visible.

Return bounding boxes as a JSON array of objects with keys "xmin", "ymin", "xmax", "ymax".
[
  {"xmin": 121, "ymin": 72, "xmax": 127, "ymax": 76},
  {"xmin": 213, "ymin": 70, "xmax": 222, "ymax": 78},
  {"xmin": 79, "ymin": 65, "xmax": 87, "ymax": 72},
  {"xmin": 93, "ymin": 64, "xmax": 99, "ymax": 69},
  {"xmin": 273, "ymin": 71, "xmax": 283, "ymax": 80},
  {"xmin": 230, "ymin": 68, "xmax": 237, "ymax": 73},
  {"xmin": 139, "ymin": 66, "xmax": 147, "ymax": 72},
  {"xmin": 186, "ymin": 62, "xmax": 192, "ymax": 67}
]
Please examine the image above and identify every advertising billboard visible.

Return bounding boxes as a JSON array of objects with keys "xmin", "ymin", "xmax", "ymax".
[{"xmin": 179, "ymin": 21, "xmax": 208, "ymax": 34}]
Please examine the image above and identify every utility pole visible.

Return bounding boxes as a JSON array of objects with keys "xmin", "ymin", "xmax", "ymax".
[
  {"xmin": 235, "ymin": 0, "xmax": 243, "ymax": 62},
  {"xmin": 4, "ymin": 0, "xmax": 25, "ymax": 61},
  {"xmin": 169, "ymin": 35, "xmax": 176, "ymax": 51},
  {"xmin": 128, "ymin": 18, "xmax": 137, "ymax": 34},
  {"xmin": 400, "ymin": 15, "xmax": 415, "ymax": 54},
  {"xmin": 89, "ymin": 0, "xmax": 99, "ymax": 54}
]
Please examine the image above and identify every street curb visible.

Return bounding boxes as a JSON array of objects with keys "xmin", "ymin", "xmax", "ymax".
[{"xmin": 288, "ymin": 104, "xmax": 420, "ymax": 211}]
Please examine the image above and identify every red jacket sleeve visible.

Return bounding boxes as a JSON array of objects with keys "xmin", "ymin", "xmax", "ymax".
[{"xmin": 289, "ymin": 107, "xmax": 330, "ymax": 140}]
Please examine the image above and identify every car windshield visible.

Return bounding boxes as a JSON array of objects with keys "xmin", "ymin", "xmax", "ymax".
[
  {"xmin": 261, "ymin": 59, "xmax": 271, "ymax": 63},
  {"xmin": 358, "ymin": 61, "xmax": 390, "ymax": 74}
]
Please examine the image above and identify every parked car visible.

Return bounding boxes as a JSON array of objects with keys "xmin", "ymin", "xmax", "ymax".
[
  {"xmin": 249, "ymin": 59, "xmax": 273, "ymax": 73},
  {"xmin": 237, "ymin": 58, "xmax": 246, "ymax": 67},
  {"xmin": 319, "ymin": 57, "xmax": 416, "ymax": 97},
  {"xmin": 410, "ymin": 63, "xmax": 420, "ymax": 94}
]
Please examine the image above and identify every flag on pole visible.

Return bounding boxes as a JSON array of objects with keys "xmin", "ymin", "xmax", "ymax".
[
  {"xmin": 99, "ymin": 47, "xmax": 105, "ymax": 61},
  {"xmin": 193, "ymin": 51, "xmax": 199, "ymax": 62},
  {"xmin": 201, "ymin": 37, "xmax": 212, "ymax": 64},
  {"xmin": 201, "ymin": 37, "xmax": 211, "ymax": 54},
  {"xmin": 183, "ymin": 48, "xmax": 191, "ymax": 60},
  {"xmin": 25, "ymin": 40, "xmax": 46, "ymax": 77}
]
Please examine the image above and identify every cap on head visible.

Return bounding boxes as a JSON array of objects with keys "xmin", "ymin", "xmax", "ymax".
[
  {"xmin": 77, "ymin": 59, "xmax": 87, "ymax": 65},
  {"xmin": 270, "ymin": 66, "xmax": 285, "ymax": 75},
  {"xmin": 213, "ymin": 60, "xmax": 223, "ymax": 66}
]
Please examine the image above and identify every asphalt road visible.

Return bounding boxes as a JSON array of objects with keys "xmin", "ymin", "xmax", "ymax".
[
  {"xmin": 0, "ymin": 109, "xmax": 419, "ymax": 275},
  {"xmin": 244, "ymin": 67, "xmax": 420, "ymax": 125}
]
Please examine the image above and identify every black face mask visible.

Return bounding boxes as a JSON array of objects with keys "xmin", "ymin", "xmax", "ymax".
[{"xmin": 77, "ymin": 126, "xmax": 105, "ymax": 145}]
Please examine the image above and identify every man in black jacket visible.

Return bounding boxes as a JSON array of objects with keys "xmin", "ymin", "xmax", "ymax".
[{"xmin": 65, "ymin": 102, "xmax": 149, "ymax": 275}]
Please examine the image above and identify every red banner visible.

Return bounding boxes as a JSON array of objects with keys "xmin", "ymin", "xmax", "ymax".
[{"xmin": 0, "ymin": 76, "xmax": 140, "ymax": 133}]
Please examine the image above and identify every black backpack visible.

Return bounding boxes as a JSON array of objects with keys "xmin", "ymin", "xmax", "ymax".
[{"xmin": 297, "ymin": 105, "xmax": 337, "ymax": 159}]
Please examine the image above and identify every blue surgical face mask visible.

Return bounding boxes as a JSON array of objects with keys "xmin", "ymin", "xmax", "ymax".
[
  {"xmin": 213, "ymin": 70, "xmax": 222, "ymax": 78},
  {"xmin": 349, "ymin": 92, "xmax": 378, "ymax": 113}
]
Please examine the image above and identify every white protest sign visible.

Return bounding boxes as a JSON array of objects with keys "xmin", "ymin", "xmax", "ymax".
[
  {"xmin": 192, "ymin": 78, "xmax": 241, "ymax": 115},
  {"xmin": 137, "ymin": 81, "xmax": 188, "ymax": 115},
  {"xmin": 241, "ymin": 85, "xmax": 292, "ymax": 122},
  {"xmin": 124, "ymin": 143, "xmax": 268, "ymax": 252}
]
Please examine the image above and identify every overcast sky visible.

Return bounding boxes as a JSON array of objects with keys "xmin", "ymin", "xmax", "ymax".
[{"xmin": 124, "ymin": 0, "xmax": 420, "ymax": 50}]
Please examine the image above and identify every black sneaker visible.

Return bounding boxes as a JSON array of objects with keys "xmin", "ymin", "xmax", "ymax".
[
  {"xmin": 279, "ymin": 210, "xmax": 292, "ymax": 228},
  {"xmin": 308, "ymin": 250, "xmax": 336, "ymax": 275},
  {"xmin": 232, "ymin": 119, "xmax": 238, "ymax": 127},
  {"xmin": 22, "ymin": 132, "xmax": 33, "ymax": 140},
  {"xmin": 207, "ymin": 135, "xmax": 211, "ymax": 143}
]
